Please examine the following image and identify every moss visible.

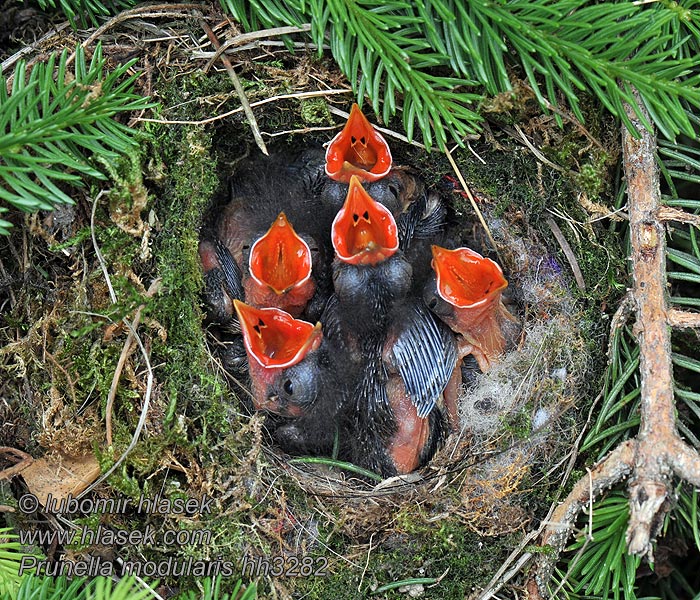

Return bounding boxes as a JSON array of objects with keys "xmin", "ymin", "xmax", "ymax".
[
  {"xmin": 147, "ymin": 122, "xmax": 219, "ymax": 413},
  {"xmin": 293, "ymin": 513, "xmax": 522, "ymax": 599},
  {"xmin": 410, "ymin": 128, "xmax": 627, "ymax": 304},
  {"xmin": 300, "ymin": 98, "xmax": 333, "ymax": 125}
]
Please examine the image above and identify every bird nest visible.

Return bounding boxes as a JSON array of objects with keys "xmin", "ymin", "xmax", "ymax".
[
  {"xmin": 195, "ymin": 96, "xmax": 601, "ymax": 563},
  {"xmin": 0, "ymin": 9, "xmax": 621, "ymax": 598},
  {"xmin": 224, "ymin": 184, "xmax": 596, "ymax": 515}
]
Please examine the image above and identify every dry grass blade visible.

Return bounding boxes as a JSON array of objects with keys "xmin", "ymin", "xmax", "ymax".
[
  {"xmin": 77, "ymin": 192, "xmax": 157, "ymax": 499},
  {"xmin": 546, "ymin": 217, "xmax": 586, "ymax": 292},
  {"xmin": 105, "ymin": 280, "xmax": 161, "ymax": 447},
  {"xmin": 444, "ymin": 147, "xmax": 497, "ymax": 252},
  {"xmin": 200, "ymin": 19, "xmax": 268, "ymax": 156}
]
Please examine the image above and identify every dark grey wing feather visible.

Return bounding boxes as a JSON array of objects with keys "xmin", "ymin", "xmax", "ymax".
[
  {"xmin": 397, "ymin": 192, "xmax": 446, "ymax": 252},
  {"xmin": 387, "ymin": 303, "xmax": 457, "ymax": 418},
  {"xmin": 215, "ymin": 238, "xmax": 244, "ymax": 301}
]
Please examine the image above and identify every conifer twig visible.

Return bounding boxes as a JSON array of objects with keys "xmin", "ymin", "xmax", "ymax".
[
  {"xmin": 667, "ymin": 308, "xmax": 700, "ymax": 329},
  {"xmin": 622, "ymin": 89, "xmax": 700, "ymax": 557},
  {"xmin": 655, "ymin": 205, "xmax": 700, "ymax": 227},
  {"xmin": 530, "ymin": 89, "xmax": 700, "ymax": 593},
  {"xmin": 533, "ymin": 440, "xmax": 636, "ymax": 590}
]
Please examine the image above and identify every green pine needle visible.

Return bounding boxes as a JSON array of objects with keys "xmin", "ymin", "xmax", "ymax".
[
  {"xmin": 581, "ymin": 325, "xmax": 641, "ymax": 458},
  {"xmin": 0, "ymin": 569, "xmax": 255, "ymax": 600},
  {"xmin": 556, "ymin": 493, "xmax": 641, "ymax": 600},
  {"xmin": 36, "ymin": 0, "xmax": 135, "ymax": 28},
  {"xmin": 178, "ymin": 576, "xmax": 257, "ymax": 600},
  {"xmin": 220, "ymin": 0, "xmax": 700, "ymax": 149},
  {"xmin": 0, "ymin": 528, "xmax": 23, "ymax": 598},
  {"xmin": 0, "ymin": 43, "xmax": 153, "ymax": 235},
  {"xmin": 2, "ymin": 575, "xmax": 153, "ymax": 600}
]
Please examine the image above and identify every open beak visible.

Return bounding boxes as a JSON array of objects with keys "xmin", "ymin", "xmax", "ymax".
[
  {"xmin": 325, "ymin": 103, "xmax": 392, "ymax": 183},
  {"xmin": 248, "ymin": 212, "xmax": 312, "ymax": 295},
  {"xmin": 430, "ymin": 246, "xmax": 507, "ymax": 308},
  {"xmin": 234, "ymin": 300, "xmax": 322, "ymax": 369},
  {"xmin": 332, "ymin": 175, "xmax": 399, "ymax": 266},
  {"xmin": 430, "ymin": 246, "xmax": 510, "ymax": 370}
]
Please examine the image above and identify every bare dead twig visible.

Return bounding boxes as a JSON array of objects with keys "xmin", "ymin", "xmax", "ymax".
[
  {"xmin": 668, "ymin": 437, "xmax": 700, "ymax": 487},
  {"xmin": 203, "ymin": 24, "xmax": 312, "ymax": 72},
  {"xmin": 200, "ymin": 20, "xmax": 268, "ymax": 156},
  {"xmin": 78, "ymin": 4, "xmax": 208, "ymax": 53},
  {"xmin": 1, "ymin": 22, "xmax": 72, "ymax": 73},
  {"xmin": 0, "ymin": 447, "xmax": 33, "ymax": 480},
  {"xmin": 529, "ymin": 90, "xmax": 700, "ymax": 594},
  {"xmin": 622, "ymin": 91, "xmax": 692, "ymax": 558},
  {"xmin": 137, "ymin": 88, "xmax": 352, "ymax": 126},
  {"xmin": 534, "ymin": 440, "xmax": 636, "ymax": 590},
  {"xmin": 667, "ymin": 308, "xmax": 700, "ymax": 329},
  {"xmin": 656, "ymin": 205, "xmax": 700, "ymax": 227}
]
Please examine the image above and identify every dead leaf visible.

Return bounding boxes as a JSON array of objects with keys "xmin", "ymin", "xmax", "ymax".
[{"xmin": 21, "ymin": 453, "xmax": 101, "ymax": 506}]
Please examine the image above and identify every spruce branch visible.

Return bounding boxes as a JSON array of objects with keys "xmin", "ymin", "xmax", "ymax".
[
  {"xmin": 0, "ymin": 43, "xmax": 153, "ymax": 235},
  {"xmin": 309, "ymin": 0, "xmax": 483, "ymax": 148},
  {"xmin": 220, "ymin": 0, "xmax": 700, "ymax": 149},
  {"xmin": 555, "ymin": 493, "xmax": 641, "ymax": 600},
  {"xmin": 218, "ymin": 0, "xmax": 305, "ymax": 31},
  {"xmin": 415, "ymin": 0, "xmax": 700, "ymax": 140}
]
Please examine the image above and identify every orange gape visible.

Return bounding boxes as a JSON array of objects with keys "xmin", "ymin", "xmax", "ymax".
[
  {"xmin": 331, "ymin": 176, "xmax": 399, "ymax": 266},
  {"xmin": 245, "ymin": 212, "xmax": 315, "ymax": 317},
  {"xmin": 234, "ymin": 300, "xmax": 321, "ymax": 370},
  {"xmin": 234, "ymin": 300, "xmax": 322, "ymax": 415},
  {"xmin": 325, "ymin": 104, "xmax": 392, "ymax": 183},
  {"xmin": 431, "ymin": 245, "xmax": 512, "ymax": 371}
]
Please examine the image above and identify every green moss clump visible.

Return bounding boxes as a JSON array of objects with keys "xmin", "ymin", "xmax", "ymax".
[
  {"xmin": 294, "ymin": 511, "xmax": 523, "ymax": 599},
  {"xmin": 300, "ymin": 98, "xmax": 332, "ymax": 125}
]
